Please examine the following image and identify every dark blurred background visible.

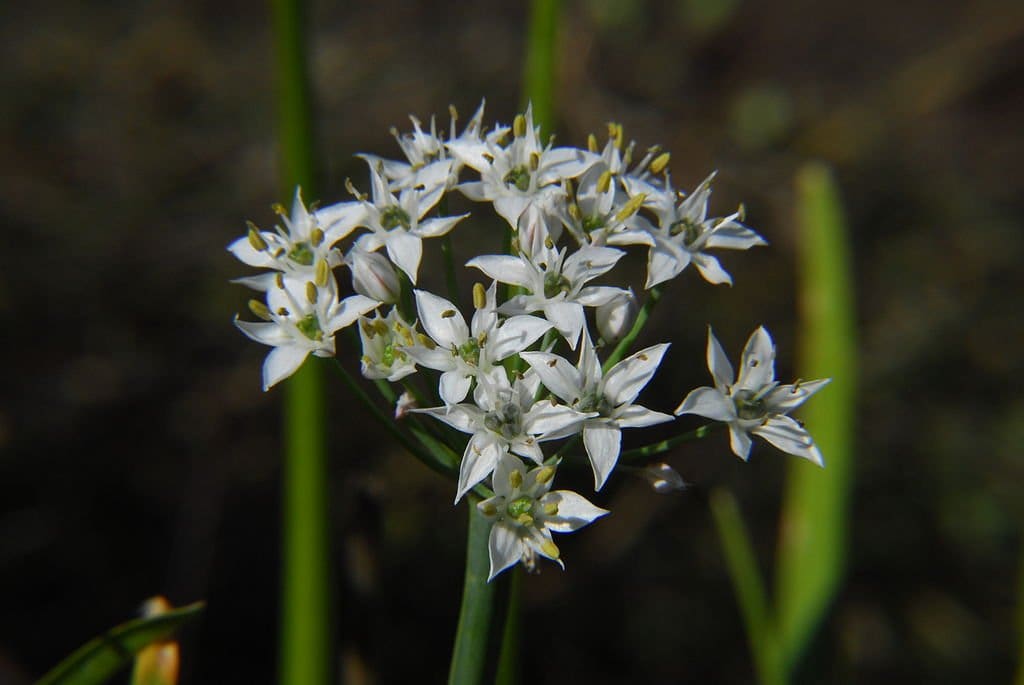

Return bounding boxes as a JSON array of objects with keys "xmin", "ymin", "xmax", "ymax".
[{"xmin": 2, "ymin": 1, "xmax": 1023, "ymax": 683}]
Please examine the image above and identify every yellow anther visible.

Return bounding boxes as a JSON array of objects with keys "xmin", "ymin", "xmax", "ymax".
[
  {"xmin": 649, "ymin": 152, "xmax": 671, "ymax": 175},
  {"xmin": 541, "ymin": 540, "xmax": 561, "ymax": 559},
  {"xmin": 272, "ymin": 202, "xmax": 286, "ymax": 216},
  {"xmin": 517, "ymin": 513, "xmax": 534, "ymax": 527},
  {"xmin": 248, "ymin": 299, "xmax": 272, "ymax": 321},
  {"xmin": 449, "ymin": 104, "xmax": 459, "ymax": 122},
  {"xmin": 509, "ymin": 470, "xmax": 523, "ymax": 489},
  {"xmin": 607, "ymin": 122, "xmax": 623, "ymax": 149},
  {"xmin": 513, "ymin": 114, "xmax": 527, "ymax": 138},
  {"xmin": 418, "ymin": 333, "xmax": 436, "ymax": 349},
  {"xmin": 247, "ymin": 225, "xmax": 268, "ymax": 251},
  {"xmin": 568, "ymin": 203, "xmax": 583, "ymax": 222},
  {"xmin": 441, "ymin": 309, "xmax": 456, "ymax": 319},
  {"xmin": 597, "ymin": 170, "xmax": 613, "ymax": 194},
  {"xmin": 544, "ymin": 236, "xmax": 555, "ymax": 249},
  {"xmin": 737, "ymin": 203, "xmax": 746, "ymax": 222},
  {"xmin": 315, "ymin": 259, "xmax": 330, "ymax": 287},
  {"xmin": 473, "ymin": 283, "xmax": 487, "ymax": 309},
  {"xmin": 360, "ymin": 320, "xmax": 375, "ymax": 337},
  {"xmin": 529, "ymin": 152, "xmax": 540, "ymax": 171},
  {"xmin": 305, "ymin": 281, "xmax": 318, "ymax": 304},
  {"xmin": 587, "ymin": 133, "xmax": 599, "ymax": 153},
  {"xmin": 275, "ymin": 273, "xmax": 285, "ymax": 289},
  {"xmin": 543, "ymin": 502, "xmax": 559, "ymax": 516},
  {"xmin": 373, "ymin": 320, "xmax": 389, "ymax": 336},
  {"xmin": 310, "ymin": 227, "xmax": 325, "ymax": 247},
  {"xmin": 277, "ymin": 306, "xmax": 289, "ymax": 316},
  {"xmin": 535, "ymin": 466, "xmax": 555, "ymax": 485},
  {"xmin": 615, "ymin": 193, "xmax": 647, "ymax": 222},
  {"xmin": 480, "ymin": 502, "xmax": 497, "ymax": 516}
]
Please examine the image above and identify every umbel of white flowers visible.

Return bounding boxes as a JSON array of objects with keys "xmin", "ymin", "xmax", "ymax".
[{"xmin": 228, "ymin": 101, "xmax": 830, "ymax": 580}]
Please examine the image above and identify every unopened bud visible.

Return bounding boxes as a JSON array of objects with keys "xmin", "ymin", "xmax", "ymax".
[
  {"xmin": 394, "ymin": 391, "xmax": 418, "ymax": 420},
  {"xmin": 596, "ymin": 289, "xmax": 637, "ymax": 343},
  {"xmin": 649, "ymin": 152, "xmax": 671, "ymax": 175},
  {"xmin": 513, "ymin": 114, "xmax": 527, "ymax": 138},
  {"xmin": 350, "ymin": 249, "xmax": 401, "ymax": 303},
  {"xmin": 641, "ymin": 462, "xmax": 687, "ymax": 494},
  {"xmin": 473, "ymin": 283, "xmax": 487, "ymax": 309}
]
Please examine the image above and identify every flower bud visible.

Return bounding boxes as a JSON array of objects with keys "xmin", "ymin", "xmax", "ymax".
[
  {"xmin": 349, "ymin": 249, "xmax": 401, "ymax": 304},
  {"xmin": 640, "ymin": 462, "xmax": 687, "ymax": 494},
  {"xmin": 596, "ymin": 289, "xmax": 637, "ymax": 343}
]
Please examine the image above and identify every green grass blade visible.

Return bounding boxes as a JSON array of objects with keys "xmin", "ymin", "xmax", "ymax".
[
  {"xmin": 37, "ymin": 602, "xmax": 204, "ymax": 685},
  {"xmin": 710, "ymin": 490, "xmax": 785, "ymax": 685},
  {"xmin": 776, "ymin": 162, "xmax": 857, "ymax": 669},
  {"xmin": 494, "ymin": 567, "xmax": 522, "ymax": 685},
  {"xmin": 269, "ymin": 0, "xmax": 329, "ymax": 683},
  {"xmin": 448, "ymin": 496, "xmax": 497, "ymax": 685},
  {"xmin": 521, "ymin": 0, "xmax": 561, "ymax": 134}
]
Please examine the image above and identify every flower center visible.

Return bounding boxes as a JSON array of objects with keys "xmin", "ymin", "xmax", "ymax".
[
  {"xmin": 503, "ymin": 165, "xmax": 532, "ymax": 193},
  {"xmin": 458, "ymin": 338, "xmax": 481, "ymax": 366},
  {"xmin": 732, "ymin": 388, "xmax": 766, "ymax": 420},
  {"xmin": 296, "ymin": 313, "xmax": 324, "ymax": 342},
  {"xmin": 543, "ymin": 272, "xmax": 572, "ymax": 299},
  {"xmin": 577, "ymin": 392, "xmax": 613, "ymax": 417},
  {"xmin": 483, "ymin": 402, "xmax": 523, "ymax": 439},
  {"xmin": 380, "ymin": 205, "xmax": 411, "ymax": 230},
  {"xmin": 582, "ymin": 214, "xmax": 606, "ymax": 234},
  {"xmin": 287, "ymin": 241, "xmax": 315, "ymax": 266},
  {"xmin": 669, "ymin": 217, "xmax": 703, "ymax": 247},
  {"xmin": 506, "ymin": 496, "xmax": 534, "ymax": 519}
]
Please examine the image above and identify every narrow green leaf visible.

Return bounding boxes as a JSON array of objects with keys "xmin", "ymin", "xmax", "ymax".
[
  {"xmin": 37, "ymin": 602, "xmax": 204, "ymax": 685},
  {"xmin": 776, "ymin": 162, "xmax": 857, "ymax": 668},
  {"xmin": 521, "ymin": 0, "xmax": 561, "ymax": 135},
  {"xmin": 448, "ymin": 496, "xmax": 497, "ymax": 685},
  {"xmin": 494, "ymin": 567, "xmax": 522, "ymax": 685},
  {"xmin": 710, "ymin": 490, "xmax": 785, "ymax": 685}
]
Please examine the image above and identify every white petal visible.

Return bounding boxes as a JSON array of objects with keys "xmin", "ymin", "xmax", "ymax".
[
  {"xmin": 524, "ymin": 402, "xmax": 588, "ymax": 439},
  {"xmin": 227, "ymin": 236, "xmax": 276, "ymax": 269},
  {"xmin": 416, "ymin": 213, "xmax": 468, "ymax": 238},
  {"xmin": 728, "ymin": 424, "xmax": 753, "ymax": 460},
  {"xmin": 384, "ymin": 230, "xmax": 423, "ymax": 284},
  {"xmin": 235, "ymin": 319, "xmax": 290, "ymax": 347},
  {"xmin": 488, "ymin": 522, "xmax": 524, "ymax": 581},
  {"xmin": 765, "ymin": 378, "xmax": 831, "ymax": 414},
  {"xmin": 674, "ymin": 386, "xmax": 735, "ymax": 421},
  {"xmin": 562, "ymin": 246, "xmax": 624, "ymax": 285},
  {"xmin": 488, "ymin": 315, "xmax": 552, "ymax": 360},
  {"xmin": 752, "ymin": 415, "xmax": 824, "ymax": 466},
  {"xmin": 519, "ymin": 352, "xmax": 583, "ymax": 404},
  {"xmin": 704, "ymin": 221, "xmax": 768, "ymax": 250},
  {"xmin": 706, "ymin": 326, "xmax": 735, "ymax": 390},
  {"xmin": 414, "ymin": 404, "xmax": 479, "ymax": 433},
  {"xmin": 326, "ymin": 294, "xmax": 381, "ymax": 333},
  {"xmin": 645, "ymin": 236, "xmax": 689, "ymax": 288},
  {"xmin": 737, "ymin": 326, "xmax": 776, "ymax": 390},
  {"xmin": 543, "ymin": 301, "xmax": 585, "ymax": 349},
  {"xmin": 402, "ymin": 345, "xmax": 456, "ymax": 372},
  {"xmin": 583, "ymin": 422, "xmax": 622, "ymax": 490},
  {"xmin": 603, "ymin": 343, "xmax": 670, "ymax": 406},
  {"xmin": 541, "ymin": 490, "xmax": 609, "ymax": 532},
  {"xmin": 494, "ymin": 195, "xmax": 532, "ymax": 229},
  {"xmin": 456, "ymin": 181, "xmax": 490, "ymax": 201},
  {"xmin": 465, "ymin": 255, "xmax": 533, "ymax": 289},
  {"xmin": 509, "ymin": 437, "xmax": 544, "ymax": 464},
  {"xmin": 614, "ymin": 405, "xmax": 674, "ymax": 429},
  {"xmin": 575, "ymin": 286, "xmax": 626, "ymax": 307},
  {"xmin": 439, "ymin": 370, "xmax": 472, "ymax": 405},
  {"xmin": 262, "ymin": 345, "xmax": 310, "ymax": 391},
  {"xmin": 492, "ymin": 452, "xmax": 526, "ymax": 497},
  {"xmin": 692, "ymin": 252, "xmax": 733, "ymax": 286},
  {"xmin": 315, "ymin": 201, "xmax": 366, "ymax": 243},
  {"xmin": 456, "ymin": 433, "xmax": 504, "ymax": 502},
  {"xmin": 414, "ymin": 290, "xmax": 469, "ymax": 348}
]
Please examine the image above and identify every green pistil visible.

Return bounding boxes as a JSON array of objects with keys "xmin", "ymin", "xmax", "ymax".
[
  {"xmin": 458, "ymin": 338, "xmax": 481, "ymax": 366},
  {"xmin": 669, "ymin": 217, "xmax": 703, "ymax": 247},
  {"xmin": 381, "ymin": 205, "xmax": 411, "ymax": 230},
  {"xmin": 287, "ymin": 241, "xmax": 315, "ymax": 266},
  {"xmin": 503, "ymin": 166, "xmax": 531, "ymax": 193},
  {"xmin": 483, "ymin": 402, "xmax": 524, "ymax": 439},
  {"xmin": 577, "ymin": 392, "xmax": 613, "ymax": 417},
  {"xmin": 543, "ymin": 271, "xmax": 572, "ymax": 298},
  {"xmin": 507, "ymin": 496, "xmax": 534, "ymax": 519},
  {"xmin": 296, "ymin": 313, "xmax": 324, "ymax": 341},
  {"xmin": 582, "ymin": 215, "xmax": 605, "ymax": 234},
  {"xmin": 733, "ymin": 388, "xmax": 766, "ymax": 420}
]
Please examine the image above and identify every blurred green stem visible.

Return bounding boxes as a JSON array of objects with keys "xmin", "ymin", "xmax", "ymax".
[
  {"xmin": 271, "ymin": 0, "xmax": 328, "ymax": 682},
  {"xmin": 522, "ymin": 0, "xmax": 561, "ymax": 134},
  {"xmin": 494, "ymin": 567, "xmax": 523, "ymax": 685},
  {"xmin": 449, "ymin": 495, "xmax": 497, "ymax": 685}
]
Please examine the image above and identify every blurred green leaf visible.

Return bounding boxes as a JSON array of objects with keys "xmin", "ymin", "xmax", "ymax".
[
  {"xmin": 37, "ymin": 602, "xmax": 204, "ymax": 685},
  {"xmin": 776, "ymin": 162, "xmax": 857, "ymax": 669}
]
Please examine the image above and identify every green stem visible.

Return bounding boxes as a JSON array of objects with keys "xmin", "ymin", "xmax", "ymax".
[
  {"xmin": 494, "ymin": 567, "xmax": 523, "ymax": 685},
  {"xmin": 448, "ymin": 495, "xmax": 497, "ymax": 685},
  {"xmin": 602, "ymin": 286, "xmax": 661, "ymax": 373},
  {"xmin": 618, "ymin": 423, "xmax": 716, "ymax": 462},
  {"xmin": 270, "ymin": 0, "xmax": 327, "ymax": 682},
  {"xmin": 522, "ymin": 0, "xmax": 561, "ymax": 134}
]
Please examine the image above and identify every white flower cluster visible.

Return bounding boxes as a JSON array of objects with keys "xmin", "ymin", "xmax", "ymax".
[{"xmin": 230, "ymin": 101, "xmax": 829, "ymax": 580}]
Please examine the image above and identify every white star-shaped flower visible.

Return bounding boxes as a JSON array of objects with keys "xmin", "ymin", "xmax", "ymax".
[
  {"xmin": 447, "ymin": 103, "xmax": 597, "ymax": 228},
  {"xmin": 405, "ymin": 284, "xmax": 551, "ymax": 405},
  {"xmin": 235, "ymin": 273, "xmax": 380, "ymax": 390},
  {"xmin": 642, "ymin": 172, "xmax": 767, "ymax": 288},
  {"xmin": 557, "ymin": 162, "xmax": 655, "ymax": 249},
  {"xmin": 416, "ymin": 372, "xmax": 594, "ymax": 502},
  {"xmin": 357, "ymin": 307, "xmax": 419, "ymax": 382},
  {"xmin": 478, "ymin": 454, "xmax": 608, "ymax": 580},
  {"xmin": 466, "ymin": 243, "xmax": 628, "ymax": 349},
  {"xmin": 521, "ymin": 331, "xmax": 673, "ymax": 489},
  {"xmin": 675, "ymin": 326, "xmax": 830, "ymax": 464}
]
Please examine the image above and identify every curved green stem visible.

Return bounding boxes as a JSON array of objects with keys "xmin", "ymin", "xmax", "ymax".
[
  {"xmin": 602, "ymin": 286, "xmax": 662, "ymax": 372},
  {"xmin": 448, "ymin": 495, "xmax": 497, "ymax": 685},
  {"xmin": 619, "ymin": 423, "xmax": 717, "ymax": 462}
]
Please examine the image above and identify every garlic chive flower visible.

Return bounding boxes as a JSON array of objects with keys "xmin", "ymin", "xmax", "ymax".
[
  {"xmin": 676, "ymin": 326, "xmax": 830, "ymax": 464},
  {"xmin": 557, "ymin": 162, "xmax": 655, "ymax": 249},
  {"xmin": 522, "ymin": 331, "xmax": 673, "ymax": 490},
  {"xmin": 235, "ymin": 273, "xmax": 380, "ymax": 390},
  {"xmin": 358, "ymin": 308, "xmax": 419, "ymax": 382},
  {"xmin": 478, "ymin": 454, "xmax": 608, "ymax": 580},
  {"xmin": 416, "ymin": 372, "xmax": 594, "ymax": 502},
  {"xmin": 642, "ymin": 173, "xmax": 767, "ymax": 288}
]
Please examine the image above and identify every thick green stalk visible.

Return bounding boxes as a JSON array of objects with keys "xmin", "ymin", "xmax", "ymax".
[
  {"xmin": 602, "ymin": 286, "xmax": 661, "ymax": 373},
  {"xmin": 270, "ymin": 0, "xmax": 327, "ymax": 683},
  {"xmin": 776, "ymin": 163, "xmax": 856, "ymax": 669},
  {"xmin": 710, "ymin": 490, "xmax": 785, "ymax": 685},
  {"xmin": 522, "ymin": 0, "xmax": 561, "ymax": 134},
  {"xmin": 449, "ymin": 495, "xmax": 497, "ymax": 685},
  {"xmin": 494, "ymin": 568, "xmax": 523, "ymax": 685}
]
